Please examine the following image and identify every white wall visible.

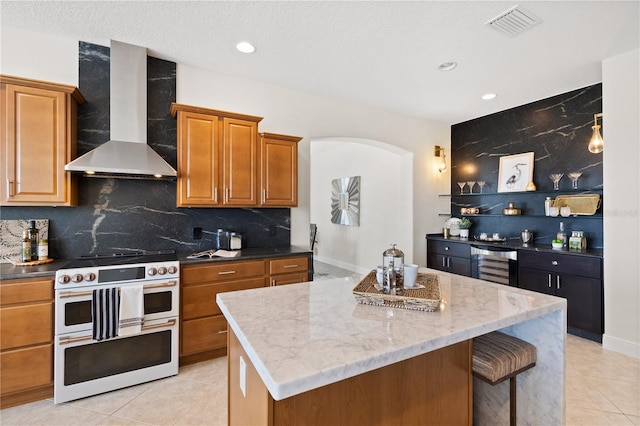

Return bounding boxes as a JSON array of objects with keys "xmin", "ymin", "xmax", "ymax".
[
  {"xmin": 602, "ymin": 49, "xmax": 640, "ymax": 358},
  {"xmin": 310, "ymin": 138, "xmax": 413, "ymax": 272}
]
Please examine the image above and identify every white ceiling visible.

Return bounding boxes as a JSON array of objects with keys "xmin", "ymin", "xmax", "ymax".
[{"xmin": 2, "ymin": 1, "xmax": 638, "ymax": 124}]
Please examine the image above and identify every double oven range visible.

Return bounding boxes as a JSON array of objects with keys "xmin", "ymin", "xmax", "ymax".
[{"xmin": 54, "ymin": 250, "xmax": 180, "ymax": 404}]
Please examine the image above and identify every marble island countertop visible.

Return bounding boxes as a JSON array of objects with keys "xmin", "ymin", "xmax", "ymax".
[{"xmin": 216, "ymin": 268, "xmax": 567, "ymax": 401}]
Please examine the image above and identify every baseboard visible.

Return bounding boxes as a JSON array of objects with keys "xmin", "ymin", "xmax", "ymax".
[
  {"xmin": 313, "ymin": 256, "xmax": 369, "ymax": 275},
  {"xmin": 602, "ymin": 334, "xmax": 640, "ymax": 359}
]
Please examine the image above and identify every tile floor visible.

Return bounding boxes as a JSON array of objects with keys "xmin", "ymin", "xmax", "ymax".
[{"xmin": 2, "ymin": 262, "xmax": 638, "ymax": 425}]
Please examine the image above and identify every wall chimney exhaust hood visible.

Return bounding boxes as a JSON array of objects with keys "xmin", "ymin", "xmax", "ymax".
[{"xmin": 65, "ymin": 40, "xmax": 177, "ymax": 179}]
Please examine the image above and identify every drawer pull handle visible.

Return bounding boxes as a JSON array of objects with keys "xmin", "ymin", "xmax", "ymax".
[
  {"xmin": 548, "ymin": 274, "xmax": 552, "ymax": 288},
  {"xmin": 218, "ymin": 270, "xmax": 236, "ymax": 275},
  {"xmin": 218, "ymin": 329, "xmax": 228, "ymax": 334},
  {"xmin": 7, "ymin": 179, "xmax": 14, "ymax": 197},
  {"xmin": 214, "ymin": 187, "xmax": 218, "ymax": 203},
  {"xmin": 557, "ymin": 275, "xmax": 561, "ymax": 290},
  {"xmin": 283, "ymin": 264, "xmax": 298, "ymax": 268},
  {"xmin": 552, "ymin": 260, "xmax": 558, "ymax": 266}
]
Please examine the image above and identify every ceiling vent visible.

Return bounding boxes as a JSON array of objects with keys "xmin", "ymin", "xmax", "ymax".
[{"xmin": 486, "ymin": 5, "xmax": 541, "ymax": 37}]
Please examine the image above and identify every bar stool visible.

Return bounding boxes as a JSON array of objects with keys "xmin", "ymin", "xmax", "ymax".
[{"xmin": 473, "ymin": 331, "xmax": 537, "ymax": 426}]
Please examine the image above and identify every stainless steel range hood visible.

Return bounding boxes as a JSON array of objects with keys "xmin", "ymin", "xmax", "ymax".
[{"xmin": 65, "ymin": 40, "xmax": 177, "ymax": 179}]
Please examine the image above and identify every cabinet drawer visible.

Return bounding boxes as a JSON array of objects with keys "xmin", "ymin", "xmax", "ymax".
[
  {"xmin": 181, "ymin": 316, "xmax": 228, "ymax": 355},
  {"xmin": 519, "ymin": 251, "xmax": 601, "ymax": 279},
  {"xmin": 427, "ymin": 240, "xmax": 471, "ymax": 259},
  {"xmin": 0, "ymin": 344, "xmax": 52, "ymax": 394},
  {"xmin": 182, "ymin": 277, "xmax": 265, "ymax": 320},
  {"xmin": 1, "ymin": 302, "xmax": 52, "ymax": 350},
  {"xmin": 269, "ymin": 256, "xmax": 309, "ymax": 275},
  {"xmin": 182, "ymin": 260, "xmax": 265, "ymax": 284},
  {"xmin": 270, "ymin": 272, "xmax": 309, "ymax": 286},
  {"xmin": 0, "ymin": 278, "xmax": 53, "ymax": 305}
]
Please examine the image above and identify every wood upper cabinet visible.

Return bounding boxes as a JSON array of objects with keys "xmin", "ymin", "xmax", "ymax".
[
  {"xmin": 1, "ymin": 75, "xmax": 84, "ymax": 206},
  {"xmin": 171, "ymin": 103, "xmax": 262, "ymax": 207},
  {"xmin": 259, "ymin": 133, "xmax": 301, "ymax": 207},
  {"xmin": 0, "ymin": 276, "xmax": 54, "ymax": 409}
]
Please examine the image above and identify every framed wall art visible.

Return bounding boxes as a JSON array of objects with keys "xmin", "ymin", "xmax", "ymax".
[
  {"xmin": 330, "ymin": 176, "xmax": 360, "ymax": 226},
  {"xmin": 497, "ymin": 152, "xmax": 534, "ymax": 192}
]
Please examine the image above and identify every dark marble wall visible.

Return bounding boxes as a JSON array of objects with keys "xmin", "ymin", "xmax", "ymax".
[
  {"xmin": 450, "ymin": 84, "xmax": 603, "ymax": 248},
  {"xmin": 1, "ymin": 42, "xmax": 290, "ymax": 259}
]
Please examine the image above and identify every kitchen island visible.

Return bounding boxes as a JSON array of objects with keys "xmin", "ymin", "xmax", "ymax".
[{"xmin": 217, "ymin": 268, "xmax": 566, "ymax": 425}]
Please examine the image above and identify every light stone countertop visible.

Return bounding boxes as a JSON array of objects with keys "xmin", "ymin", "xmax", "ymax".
[{"xmin": 216, "ymin": 267, "xmax": 566, "ymax": 401}]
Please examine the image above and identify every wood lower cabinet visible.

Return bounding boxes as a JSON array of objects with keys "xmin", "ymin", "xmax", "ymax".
[
  {"xmin": 426, "ymin": 238, "xmax": 471, "ymax": 276},
  {"xmin": 171, "ymin": 103, "xmax": 263, "ymax": 207},
  {"xmin": 1, "ymin": 75, "xmax": 84, "ymax": 206},
  {"xmin": 0, "ymin": 276, "xmax": 54, "ymax": 409},
  {"xmin": 268, "ymin": 256, "xmax": 310, "ymax": 286},
  {"xmin": 180, "ymin": 260, "xmax": 266, "ymax": 365},
  {"xmin": 180, "ymin": 255, "xmax": 311, "ymax": 364},
  {"xmin": 259, "ymin": 133, "xmax": 301, "ymax": 207},
  {"xmin": 518, "ymin": 250, "xmax": 603, "ymax": 340}
]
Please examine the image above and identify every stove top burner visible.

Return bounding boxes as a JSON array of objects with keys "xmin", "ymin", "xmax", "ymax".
[{"xmin": 63, "ymin": 250, "xmax": 178, "ymax": 269}]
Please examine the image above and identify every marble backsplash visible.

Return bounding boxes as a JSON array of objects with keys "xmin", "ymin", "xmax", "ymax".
[
  {"xmin": 450, "ymin": 84, "xmax": 603, "ymax": 247},
  {"xmin": 0, "ymin": 42, "xmax": 290, "ymax": 261}
]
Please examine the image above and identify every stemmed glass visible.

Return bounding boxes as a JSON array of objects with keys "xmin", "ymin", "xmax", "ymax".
[
  {"xmin": 457, "ymin": 182, "xmax": 466, "ymax": 194},
  {"xmin": 466, "ymin": 181, "xmax": 476, "ymax": 194},
  {"xmin": 567, "ymin": 172, "xmax": 583, "ymax": 190},
  {"xmin": 477, "ymin": 181, "xmax": 486, "ymax": 194},
  {"xmin": 549, "ymin": 174, "xmax": 564, "ymax": 191}
]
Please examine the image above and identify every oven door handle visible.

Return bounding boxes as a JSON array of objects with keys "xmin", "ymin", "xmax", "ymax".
[
  {"xmin": 58, "ymin": 280, "xmax": 178, "ymax": 299},
  {"xmin": 58, "ymin": 319, "xmax": 177, "ymax": 345}
]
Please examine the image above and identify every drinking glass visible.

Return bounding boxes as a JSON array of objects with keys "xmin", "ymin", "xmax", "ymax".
[
  {"xmin": 457, "ymin": 182, "xmax": 466, "ymax": 194},
  {"xmin": 477, "ymin": 181, "xmax": 486, "ymax": 193},
  {"xmin": 549, "ymin": 174, "xmax": 563, "ymax": 191},
  {"xmin": 567, "ymin": 172, "xmax": 582, "ymax": 190},
  {"xmin": 466, "ymin": 181, "xmax": 476, "ymax": 194}
]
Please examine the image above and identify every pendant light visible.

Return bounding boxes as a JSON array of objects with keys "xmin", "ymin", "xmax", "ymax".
[{"xmin": 588, "ymin": 113, "xmax": 604, "ymax": 154}]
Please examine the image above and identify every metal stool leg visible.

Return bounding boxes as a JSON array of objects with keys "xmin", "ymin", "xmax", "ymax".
[{"xmin": 510, "ymin": 376, "xmax": 516, "ymax": 426}]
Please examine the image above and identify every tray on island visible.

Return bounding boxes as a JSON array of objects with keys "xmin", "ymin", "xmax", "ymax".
[{"xmin": 352, "ymin": 270, "xmax": 441, "ymax": 312}]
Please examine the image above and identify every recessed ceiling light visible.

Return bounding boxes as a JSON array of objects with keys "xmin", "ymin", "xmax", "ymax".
[
  {"xmin": 481, "ymin": 93, "xmax": 497, "ymax": 100},
  {"xmin": 438, "ymin": 62, "xmax": 457, "ymax": 71},
  {"xmin": 236, "ymin": 41, "xmax": 256, "ymax": 54}
]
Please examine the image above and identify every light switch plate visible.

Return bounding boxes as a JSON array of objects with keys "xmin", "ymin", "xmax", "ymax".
[{"xmin": 239, "ymin": 355, "xmax": 247, "ymax": 397}]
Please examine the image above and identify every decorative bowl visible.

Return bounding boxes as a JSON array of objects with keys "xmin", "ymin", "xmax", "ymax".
[{"xmin": 552, "ymin": 242, "xmax": 563, "ymax": 249}]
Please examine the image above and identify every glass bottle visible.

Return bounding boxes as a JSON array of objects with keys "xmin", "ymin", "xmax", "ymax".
[
  {"xmin": 27, "ymin": 220, "xmax": 39, "ymax": 260},
  {"xmin": 21, "ymin": 230, "xmax": 31, "ymax": 263},
  {"xmin": 557, "ymin": 222, "xmax": 567, "ymax": 248},
  {"xmin": 38, "ymin": 238, "xmax": 49, "ymax": 260},
  {"xmin": 544, "ymin": 197, "xmax": 552, "ymax": 216}
]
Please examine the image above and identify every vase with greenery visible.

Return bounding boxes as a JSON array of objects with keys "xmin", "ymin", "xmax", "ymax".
[{"xmin": 458, "ymin": 217, "xmax": 472, "ymax": 239}]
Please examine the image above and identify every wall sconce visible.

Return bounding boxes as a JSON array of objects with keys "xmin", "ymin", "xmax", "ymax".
[
  {"xmin": 588, "ymin": 113, "xmax": 604, "ymax": 154},
  {"xmin": 435, "ymin": 145, "xmax": 447, "ymax": 173}
]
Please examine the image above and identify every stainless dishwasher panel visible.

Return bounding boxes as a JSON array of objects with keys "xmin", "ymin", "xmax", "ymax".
[{"xmin": 470, "ymin": 246, "xmax": 518, "ymax": 286}]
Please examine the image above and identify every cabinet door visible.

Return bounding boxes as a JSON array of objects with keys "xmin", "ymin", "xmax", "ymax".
[
  {"xmin": 270, "ymin": 272, "xmax": 309, "ymax": 286},
  {"xmin": 448, "ymin": 256, "xmax": 471, "ymax": 277},
  {"xmin": 1, "ymin": 84, "xmax": 72, "ymax": 205},
  {"xmin": 222, "ymin": 117, "xmax": 258, "ymax": 206},
  {"xmin": 181, "ymin": 315, "xmax": 228, "ymax": 355},
  {"xmin": 176, "ymin": 111, "xmax": 221, "ymax": 206},
  {"xmin": 518, "ymin": 267, "xmax": 555, "ymax": 295},
  {"xmin": 260, "ymin": 133, "xmax": 300, "ymax": 207},
  {"xmin": 0, "ymin": 344, "xmax": 52, "ymax": 394},
  {"xmin": 556, "ymin": 274, "xmax": 603, "ymax": 334}
]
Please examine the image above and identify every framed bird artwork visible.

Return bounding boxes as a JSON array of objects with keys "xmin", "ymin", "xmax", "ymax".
[{"xmin": 498, "ymin": 152, "xmax": 535, "ymax": 192}]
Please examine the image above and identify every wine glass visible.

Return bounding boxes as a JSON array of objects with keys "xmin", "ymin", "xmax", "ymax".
[
  {"xmin": 457, "ymin": 182, "xmax": 466, "ymax": 194},
  {"xmin": 567, "ymin": 172, "xmax": 583, "ymax": 190},
  {"xmin": 477, "ymin": 181, "xmax": 486, "ymax": 194},
  {"xmin": 466, "ymin": 181, "xmax": 476, "ymax": 194},
  {"xmin": 549, "ymin": 174, "xmax": 563, "ymax": 191}
]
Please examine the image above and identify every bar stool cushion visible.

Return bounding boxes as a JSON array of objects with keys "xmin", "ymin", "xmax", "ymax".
[{"xmin": 473, "ymin": 331, "xmax": 537, "ymax": 384}]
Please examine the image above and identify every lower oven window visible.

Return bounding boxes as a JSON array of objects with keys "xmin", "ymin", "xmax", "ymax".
[
  {"xmin": 64, "ymin": 330, "xmax": 172, "ymax": 385},
  {"xmin": 64, "ymin": 291, "xmax": 173, "ymax": 326}
]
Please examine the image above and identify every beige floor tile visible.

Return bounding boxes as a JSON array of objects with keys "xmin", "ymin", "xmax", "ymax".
[
  {"xmin": 112, "ymin": 377, "xmax": 218, "ymax": 425},
  {"xmin": 588, "ymin": 376, "xmax": 640, "ymax": 417},
  {"xmin": 0, "ymin": 399, "xmax": 52, "ymax": 424},
  {"xmin": 567, "ymin": 407, "xmax": 635, "ymax": 426},
  {"xmin": 177, "ymin": 356, "xmax": 228, "ymax": 385},
  {"xmin": 566, "ymin": 373, "xmax": 622, "ymax": 413},
  {"xmin": 627, "ymin": 415, "xmax": 640, "ymax": 426},
  {"xmin": 67, "ymin": 381, "xmax": 155, "ymax": 415},
  {"xmin": 97, "ymin": 415, "xmax": 152, "ymax": 425},
  {"xmin": 12, "ymin": 401, "xmax": 109, "ymax": 425}
]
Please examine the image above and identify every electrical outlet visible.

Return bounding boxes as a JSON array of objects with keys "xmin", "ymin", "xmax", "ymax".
[
  {"xmin": 193, "ymin": 227, "xmax": 202, "ymax": 239},
  {"xmin": 239, "ymin": 355, "xmax": 247, "ymax": 397}
]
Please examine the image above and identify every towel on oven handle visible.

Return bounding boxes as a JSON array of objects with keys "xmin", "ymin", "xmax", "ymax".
[
  {"xmin": 92, "ymin": 288, "xmax": 120, "ymax": 341},
  {"xmin": 118, "ymin": 285, "xmax": 144, "ymax": 336}
]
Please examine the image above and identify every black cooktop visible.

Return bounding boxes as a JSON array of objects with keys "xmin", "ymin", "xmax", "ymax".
[{"xmin": 63, "ymin": 250, "xmax": 178, "ymax": 269}]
